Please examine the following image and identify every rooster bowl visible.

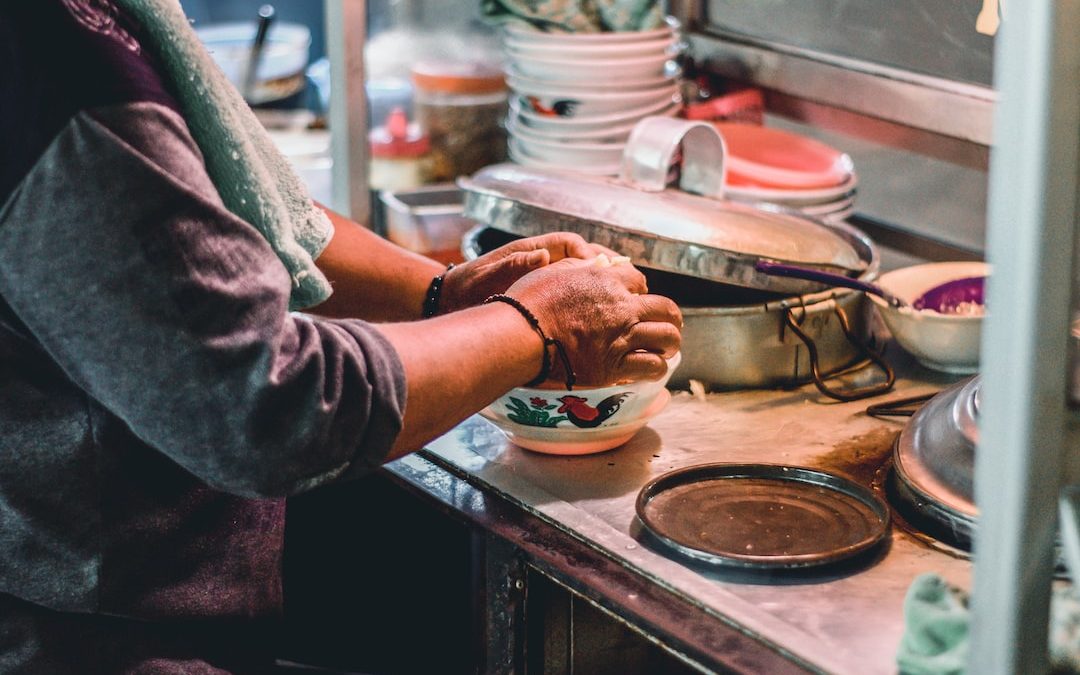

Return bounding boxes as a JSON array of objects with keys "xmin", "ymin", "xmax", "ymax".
[{"xmin": 479, "ymin": 352, "xmax": 681, "ymax": 455}]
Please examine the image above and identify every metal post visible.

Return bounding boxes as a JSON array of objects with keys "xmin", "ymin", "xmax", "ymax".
[
  {"xmin": 324, "ymin": 0, "xmax": 370, "ymax": 223},
  {"xmin": 970, "ymin": 0, "xmax": 1080, "ymax": 671}
]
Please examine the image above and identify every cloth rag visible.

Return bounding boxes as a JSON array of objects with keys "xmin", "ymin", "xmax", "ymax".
[
  {"xmin": 898, "ymin": 573, "xmax": 1080, "ymax": 674},
  {"xmin": 897, "ymin": 574, "xmax": 970, "ymax": 675},
  {"xmin": 113, "ymin": 0, "xmax": 333, "ymax": 310},
  {"xmin": 481, "ymin": 0, "xmax": 666, "ymax": 33}
]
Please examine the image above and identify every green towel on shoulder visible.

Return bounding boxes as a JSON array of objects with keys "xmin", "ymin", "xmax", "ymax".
[
  {"xmin": 114, "ymin": 0, "xmax": 333, "ymax": 310},
  {"xmin": 481, "ymin": 0, "xmax": 665, "ymax": 33}
]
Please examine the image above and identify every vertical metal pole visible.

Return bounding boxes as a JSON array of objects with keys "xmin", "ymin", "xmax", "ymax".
[
  {"xmin": 325, "ymin": 0, "xmax": 370, "ymax": 223},
  {"xmin": 970, "ymin": 0, "xmax": 1080, "ymax": 671}
]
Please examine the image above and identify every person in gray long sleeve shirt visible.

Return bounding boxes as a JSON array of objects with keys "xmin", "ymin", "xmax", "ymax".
[
  {"xmin": 0, "ymin": 2, "xmax": 683, "ymax": 673},
  {"xmin": 0, "ymin": 3, "xmax": 408, "ymax": 670}
]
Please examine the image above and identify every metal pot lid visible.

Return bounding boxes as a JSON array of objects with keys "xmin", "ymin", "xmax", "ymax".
[
  {"xmin": 893, "ymin": 375, "xmax": 980, "ymax": 541},
  {"xmin": 635, "ymin": 463, "xmax": 890, "ymax": 570},
  {"xmin": 458, "ymin": 117, "xmax": 869, "ymax": 294}
]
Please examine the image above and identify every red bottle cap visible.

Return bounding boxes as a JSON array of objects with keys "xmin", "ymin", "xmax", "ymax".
[{"xmin": 369, "ymin": 107, "xmax": 430, "ymax": 158}]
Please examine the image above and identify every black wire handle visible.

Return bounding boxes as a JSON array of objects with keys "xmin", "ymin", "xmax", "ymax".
[
  {"xmin": 865, "ymin": 392, "xmax": 938, "ymax": 419},
  {"xmin": 784, "ymin": 304, "xmax": 895, "ymax": 402}
]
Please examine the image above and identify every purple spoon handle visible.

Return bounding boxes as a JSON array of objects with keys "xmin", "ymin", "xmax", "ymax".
[{"xmin": 754, "ymin": 260, "xmax": 904, "ymax": 307}]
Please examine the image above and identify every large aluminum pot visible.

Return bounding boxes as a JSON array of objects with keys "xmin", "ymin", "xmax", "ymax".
[{"xmin": 462, "ymin": 224, "xmax": 887, "ymax": 396}]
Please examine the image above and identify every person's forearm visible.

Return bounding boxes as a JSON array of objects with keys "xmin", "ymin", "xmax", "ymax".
[
  {"xmin": 375, "ymin": 302, "xmax": 545, "ymax": 459},
  {"xmin": 311, "ymin": 204, "xmax": 445, "ymax": 321}
]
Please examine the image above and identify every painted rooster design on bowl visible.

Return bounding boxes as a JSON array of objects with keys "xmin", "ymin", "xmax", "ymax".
[
  {"xmin": 523, "ymin": 95, "xmax": 580, "ymax": 117},
  {"xmin": 504, "ymin": 393, "xmax": 632, "ymax": 428}
]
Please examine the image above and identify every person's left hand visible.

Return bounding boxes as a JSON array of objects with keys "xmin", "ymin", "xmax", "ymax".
[{"xmin": 437, "ymin": 232, "xmax": 614, "ymax": 314}]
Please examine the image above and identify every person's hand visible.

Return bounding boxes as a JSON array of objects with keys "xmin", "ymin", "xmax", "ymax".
[
  {"xmin": 438, "ymin": 232, "xmax": 614, "ymax": 314},
  {"xmin": 503, "ymin": 258, "xmax": 682, "ymax": 386}
]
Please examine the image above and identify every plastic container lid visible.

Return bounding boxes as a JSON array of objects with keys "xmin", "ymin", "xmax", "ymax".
[
  {"xmin": 369, "ymin": 107, "xmax": 430, "ymax": 159},
  {"xmin": 714, "ymin": 122, "xmax": 853, "ymax": 190},
  {"xmin": 411, "ymin": 60, "xmax": 507, "ymax": 95}
]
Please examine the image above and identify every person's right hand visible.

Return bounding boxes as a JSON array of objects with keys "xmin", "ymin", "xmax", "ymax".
[{"xmin": 503, "ymin": 258, "xmax": 682, "ymax": 387}]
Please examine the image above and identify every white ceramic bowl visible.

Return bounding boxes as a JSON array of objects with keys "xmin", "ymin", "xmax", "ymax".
[
  {"xmin": 480, "ymin": 352, "xmax": 681, "ymax": 454},
  {"xmin": 506, "ymin": 67, "xmax": 678, "ymax": 92},
  {"xmin": 196, "ymin": 21, "xmax": 311, "ymax": 104},
  {"xmin": 510, "ymin": 83, "xmax": 678, "ymax": 119},
  {"xmin": 505, "ymin": 35, "xmax": 677, "ymax": 61},
  {"xmin": 507, "ymin": 138, "xmax": 621, "ymax": 176},
  {"xmin": 502, "ymin": 22, "xmax": 675, "ymax": 45},
  {"xmin": 509, "ymin": 134, "xmax": 625, "ymax": 166},
  {"xmin": 510, "ymin": 51, "xmax": 673, "ymax": 82},
  {"xmin": 506, "ymin": 116, "xmax": 635, "ymax": 144},
  {"xmin": 869, "ymin": 262, "xmax": 990, "ymax": 374},
  {"xmin": 481, "ymin": 390, "xmax": 671, "ymax": 455},
  {"xmin": 508, "ymin": 96, "xmax": 680, "ymax": 134}
]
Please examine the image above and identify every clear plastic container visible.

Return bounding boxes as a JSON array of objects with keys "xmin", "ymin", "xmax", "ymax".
[
  {"xmin": 369, "ymin": 107, "xmax": 433, "ymax": 192},
  {"xmin": 411, "ymin": 61, "xmax": 508, "ymax": 182}
]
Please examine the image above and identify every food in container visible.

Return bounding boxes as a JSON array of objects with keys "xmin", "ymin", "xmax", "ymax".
[
  {"xmin": 868, "ymin": 261, "xmax": 990, "ymax": 374},
  {"xmin": 411, "ymin": 61, "xmax": 508, "ymax": 181}
]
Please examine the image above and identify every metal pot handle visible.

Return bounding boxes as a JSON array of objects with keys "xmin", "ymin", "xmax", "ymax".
[
  {"xmin": 619, "ymin": 116, "xmax": 726, "ymax": 198},
  {"xmin": 784, "ymin": 305, "xmax": 895, "ymax": 402}
]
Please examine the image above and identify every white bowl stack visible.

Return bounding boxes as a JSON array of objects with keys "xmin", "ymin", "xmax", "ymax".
[{"xmin": 500, "ymin": 22, "xmax": 684, "ymax": 175}]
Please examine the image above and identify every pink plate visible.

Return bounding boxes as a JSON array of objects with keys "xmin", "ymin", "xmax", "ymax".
[{"xmin": 714, "ymin": 122, "xmax": 853, "ymax": 190}]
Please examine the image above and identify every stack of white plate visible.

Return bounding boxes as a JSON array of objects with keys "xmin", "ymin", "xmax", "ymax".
[
  {"xmin": 714, "ymin": 122, "xmax": 858, "ymax": 223},
  {"xmin": 500, "ymin": 21, "xmax": 684, "ymax": 175}
]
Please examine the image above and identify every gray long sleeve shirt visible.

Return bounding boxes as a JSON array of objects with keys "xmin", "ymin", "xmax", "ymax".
[{"xmin": 0, "ymin": 0, "xmax": 407, "ymax": 630}]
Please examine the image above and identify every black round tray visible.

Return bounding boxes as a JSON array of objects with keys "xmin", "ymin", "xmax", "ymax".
[{"xmin": 635, "ymin": 463, "xmax": 891, "ymax": 570}]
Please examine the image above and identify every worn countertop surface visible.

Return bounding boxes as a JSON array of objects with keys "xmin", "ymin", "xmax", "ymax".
[{"xmin": 395, "ymin": 349, "xmax": 972, "ymax": 674}]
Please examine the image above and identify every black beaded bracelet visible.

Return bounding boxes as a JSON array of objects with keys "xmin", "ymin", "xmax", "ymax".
[
  {"xmin": 484, "ymin": 293, "xmax": 577, "ymax": 390},
  {"xmin": 421, "ymin": 263, "xmax": 455, "ymax": 318}
]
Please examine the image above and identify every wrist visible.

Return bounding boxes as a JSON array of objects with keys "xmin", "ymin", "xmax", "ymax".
[{"xmin": 483, "ymin": 294, "xmax": 576, "ymax": 389}]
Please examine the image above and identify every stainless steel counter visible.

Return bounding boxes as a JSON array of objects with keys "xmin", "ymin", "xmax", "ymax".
[{"xmin": 387, "ymin": 352, "xmax": 973, "ymax": 674}]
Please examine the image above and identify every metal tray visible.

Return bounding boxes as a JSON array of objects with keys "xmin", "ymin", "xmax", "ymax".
[{"xmin": 635, "ymin": 463, "xmax": 891, "ymax": 569}]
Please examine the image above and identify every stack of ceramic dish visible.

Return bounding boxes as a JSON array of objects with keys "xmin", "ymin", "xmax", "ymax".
[
  {"xmin": 714, "ymin": 122, "xmax": 857, "ymax": 224},
  {"xmin": 500, "ymin": 21, "xmax": 683, "ymax": 175}
]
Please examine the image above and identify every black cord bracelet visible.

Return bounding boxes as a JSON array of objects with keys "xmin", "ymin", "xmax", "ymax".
[
  {"xmin": 484, "ymin": 294, "xmax": 577, "ymax": 390},
  {"xmin": 421, "ymin": 263, "xmax": 455, "ymax": 318}
]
